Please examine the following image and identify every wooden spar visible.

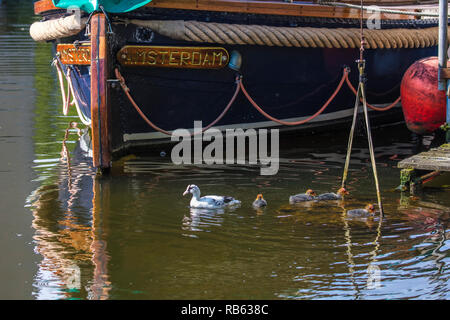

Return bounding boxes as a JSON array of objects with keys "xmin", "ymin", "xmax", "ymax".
[
  {"xmin": 145, "ymin": 0, "xmax": 417, "ymax": 19},
  {"xmin": 34, "ymin": 0, "xmax": 58, "ymax": 14},
  {"xmin": 35, "ymin": 0, "xmax": 420, "ymax": 19},
  {"xmin": 90, "ymin": 13, "xmax": 111, "ymax": 171}
]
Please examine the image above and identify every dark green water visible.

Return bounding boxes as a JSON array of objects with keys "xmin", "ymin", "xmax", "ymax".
[{"xmin": 0, "ymin": 1, "xmax": 449, "ymax": 300}]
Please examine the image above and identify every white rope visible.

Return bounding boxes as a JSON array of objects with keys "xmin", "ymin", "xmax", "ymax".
[
  {"xmin": 53, "ymin": 58, "xmax": 91, "ymax": 126},
  {"xmin": 53, "ymin": 59, "xmax": 70, "ymax": 115},
  {"xmin": 67, "ymin": 69, "xmax": 92, "ymax": 126},
  {"xmin": 30, "ymin": 15, "xmax": 87, "ymax": 42},
  {"xmin": 319, "ymin": 1, "xmax": 440, "ymax": 17},
  {"xmin": 127, "ymin": 19, "xmax": 445, "ymax": 49}
]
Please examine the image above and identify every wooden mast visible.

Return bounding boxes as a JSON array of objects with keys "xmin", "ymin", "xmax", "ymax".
[{"xmin": 90, "ymin": 13, "xmax": 111, "ymax": 171}]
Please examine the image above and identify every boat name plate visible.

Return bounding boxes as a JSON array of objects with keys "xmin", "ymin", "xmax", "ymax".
[
  {"xmin": 57, "ymin": 44, "xmax": 91, "ymax": 65},
  {"xmin": 117, "ymin": 46, "xmax": 229, "ymax": 69}
]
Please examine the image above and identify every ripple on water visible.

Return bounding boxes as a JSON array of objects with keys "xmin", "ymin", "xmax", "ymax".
[
  {"xmin": 5, "ymin": 0, "xmax": 448, "ymax": 298},
  {"xmin": 23, "ymin": 124, "xmax": 450, "ymax": 299}
]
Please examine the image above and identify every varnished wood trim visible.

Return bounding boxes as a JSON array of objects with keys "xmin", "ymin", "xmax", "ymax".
[
  {"xmin": 146, "ymin": 0, "xmax": 419, "ymax": 20},
  {"xmin": 439, "ymin": 67, "xmax": 450, "ymax": 80},
  {"xmin": 90, "ymin": 14, "xmax": 111, "ymax": 170},
  {"xmin": 34, "ymin": 0, "xmax": 58, "ymax": 15},
  {"xmin": 324, "ymin": 0, "xmax": 437, "ymax": 3},
  {"xmin": 34, "ymin": 0, "xmax": 426, "ymax": 20},
  {"xmin": 56, "ymin": 44, "xmax": 91, "ymax": 65}
]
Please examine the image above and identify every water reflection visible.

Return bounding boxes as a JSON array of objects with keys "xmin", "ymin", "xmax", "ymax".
[
  {"xmin": 3, "ymin": 0, "xmax": 448, "ymax": 299},
  {"xmin": 25, "ymin": 119, "xmax": 450, "ymax": 299},
  {"xmin": 28, "ymin": 126, "xmax": 111, "ymax": 299},
  {"xmin": 182, "ymin": 208, "xmax": 226, "ymax": 235}
]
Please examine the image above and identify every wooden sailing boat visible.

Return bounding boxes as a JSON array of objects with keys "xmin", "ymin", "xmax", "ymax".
[{"xmin": 31, "ymin": 0, "xmax": 446, "ymax": 170}]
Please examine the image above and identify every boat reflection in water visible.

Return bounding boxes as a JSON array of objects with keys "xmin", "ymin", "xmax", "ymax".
[
  {"xmin": 26, "ymin": 121, "xmax": 450, "ymax": 299},
  {"xmin": 397, "ymin": 196, "xmax": 450, "ymax": 273},
  {"xmin": 28, "ymin": 125, "xmax": 111, "ymax": 300}
]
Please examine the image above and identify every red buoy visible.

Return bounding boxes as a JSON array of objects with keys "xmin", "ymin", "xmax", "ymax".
[{"xmin": 400, "ymin": 56, "xmax": 447, "ymax": 135}]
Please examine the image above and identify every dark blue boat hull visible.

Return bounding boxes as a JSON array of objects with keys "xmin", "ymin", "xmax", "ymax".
[{"xmin": 60, "ymin": 16, "xmax": 437, "ymax": 155}]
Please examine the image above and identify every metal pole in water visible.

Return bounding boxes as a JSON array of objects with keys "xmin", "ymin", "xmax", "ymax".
[
  {"xmin": 341, "ymin": 0, "xmax": 384, "ymax": 216},
  {"xmin": 438, "ymin": 0, "xmax": 448, "ymax": 91},
  {"xmin": 447, "ymin": 82, "xmax": 450, "ymax": 142},
  {"xmin": 438, "ymin": 0, "xmax": 450, "ymax": 141},
  {"xmin": 360, "ymin": 70, "xmax": 384, "ymax": 216},
  {"xmin": 341, "ymin": 79, "xmax": 361, "ymax": 188}
]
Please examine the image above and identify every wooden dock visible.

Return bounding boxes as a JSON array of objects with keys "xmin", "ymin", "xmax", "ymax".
[
  {"xmin": 398, "ymin": 143, "xmax": 450, "ymax": 171},
  {"xmin": 398, "ymin": 143, "xmax": 450, "ymax": 192},
  {"xmin": 396, "ymin": 0, "xmax": 450, "ymax": 193}
]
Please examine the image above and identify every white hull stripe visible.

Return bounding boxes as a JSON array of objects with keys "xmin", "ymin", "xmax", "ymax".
[{"xmin": 123, "ymin": 104, "xmax": 400, "ymax": 142}]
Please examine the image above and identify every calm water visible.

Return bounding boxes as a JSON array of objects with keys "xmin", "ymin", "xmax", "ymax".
[{"xmin": 0, "ymin": 1, "xmax": 449, "ymax": 300}]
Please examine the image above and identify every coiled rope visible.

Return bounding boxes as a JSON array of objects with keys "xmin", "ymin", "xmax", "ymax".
[
  {"xmin": 30, "ymin": 15, "xmax": 88, "ymax": 42},
  {"xmin": 30, "ymin": 14, "xmax": 446, "ymax": 48},
  {"xmin": 125, "ymin": 19, "xmax": 447, "ymax": 49}
]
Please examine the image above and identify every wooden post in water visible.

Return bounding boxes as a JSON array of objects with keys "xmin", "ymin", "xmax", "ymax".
[
  {"xmin": 438, "ymin": 0, "xmax": 450, "ymax": 141},
  {"xmin": 438, "ymin": 0, "xmax": 448, "ymax": 91},
  {"xmin": 90, "ymin": 13, "xmax": 111, "ymax": 172}
]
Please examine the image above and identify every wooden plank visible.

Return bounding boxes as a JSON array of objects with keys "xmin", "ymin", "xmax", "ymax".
[
  {"xmin": 146, "ymin": 0, "xmax": 418, "ymax": 19},
  {"xmin": 34, "ymin": 0, "xmax": 58, "ymax": 14},
  {"xmin": 398, "ymin": 144, "xmax": 450, "ymax": 171},
  {"xmin": 90, "ymin": 14, "xmax": 111, "ymax": 170},
  {"xmin": 439, "ymin": 67, "xmax": 450, "ymax": 79},
  {"xmin": 34, "ymin": 0, "xmax": 420, "ymax": 19}
]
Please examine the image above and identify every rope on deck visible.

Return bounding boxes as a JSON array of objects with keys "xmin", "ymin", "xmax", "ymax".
[
  {"xmin": 318, "ymin": 1, "xmax": 441, "ymax": 17},
  {"xmin": 30, "ymin": 15, "xmax": 87, "ymax": 42},
  {"xmin": 30, "ymin": 15, "xmax": 447, "ymax": 48},
  {"xmin": 125, "ymin": 19, "xmax": 448, "ymax": 49}
]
